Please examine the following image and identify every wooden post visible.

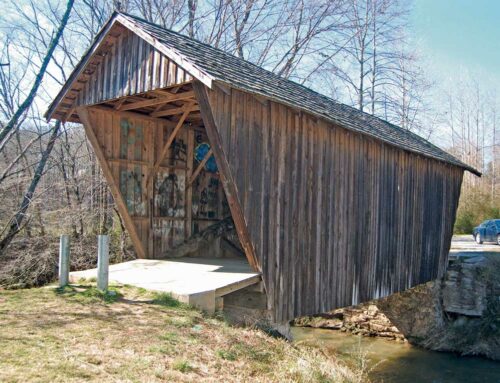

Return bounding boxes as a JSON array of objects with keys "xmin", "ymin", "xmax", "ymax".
[
  {"xmin": 193, "ymin": 81, "xmax": 260, "ymax": 271},
  {"xmin": 97, "ymin": 235, "xmax": 109, "ymax": 291},
  {"xmin": 185, "ymin": 128, "xmax": 194, "ymax": 238},
  {"xmin": 58, "ymin": 235, "xmax": 70, "ymax": 287}
]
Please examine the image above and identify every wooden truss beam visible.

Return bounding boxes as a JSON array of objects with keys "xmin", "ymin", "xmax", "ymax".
[
  {"xmin": 114, "ymin": 98, "xmax": 127, "ymax": 110},
  {"xmin": 76, "ymin": 106, "xmax": 146, "ymax": 258},
  {"xmin": 118, "ymin": 90, "xmax": 195, "ymax": 111},
  {"xmin": 151, "ymin": 103, "xmax": 199, "ymax": 118},
  {"xmin": 192, "ymin": 81, "xmax": 260, "ymax": 272},
  {"xmin": 185, "ymin": 129, "xmax": 194, "ymax": 238},
  {"xmin": 151, "ymin": 86, "xmax": 180, "ymax": 96},
  {"xmin": 107, "ymin": 158, "xmax": 186, "ymax": 171},
  {"xmin": 89, "ymin": 105, "xmax": 172, "ymax": 123},
  {"xmin": 62, "ymin": 99, "xmax": 77, "ymax": 123},
  {"xmin": 147, "ymin": 102, "xmax": 194, "ymax": 186},
  {"xmin": 188, "ymin": 148, "xmax": 213, "ymax": 186}
]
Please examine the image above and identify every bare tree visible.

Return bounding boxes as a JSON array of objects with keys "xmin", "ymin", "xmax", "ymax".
[
  {"xmin": 324, "ymin": 0, "xmax": 409, "ymax": 113},
  {"xmin": 0, "ymin": 0, "xmax": 74, "ymax": 152},
  {"xmin": 8, "ymin": 0, "xmax": 491, "ymax": 261},
  {"xmin": 0, "ymin": 121, "xmax": 61, "ymax": 253}
]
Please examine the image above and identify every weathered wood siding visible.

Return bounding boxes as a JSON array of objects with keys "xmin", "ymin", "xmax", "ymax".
[
  {"xmin": 76, "ymin": 28, "xmax": 193, "ymax": 107},
  {"xmin": 86, "ymin": 107, "xmax": 226, "ymax": 258},
  {"xmin": 207, "ymin": 86, "xmax": 463, "ymax": 322}
]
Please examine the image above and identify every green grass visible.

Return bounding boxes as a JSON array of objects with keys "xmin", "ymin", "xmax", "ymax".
[
  {"xmin": 150, "ymin": 291, "xmax": 185, "ymax": 307},
  {"xmin": 216, "ymin": 349, "xmax": 237, "ymax": 361},
  {"xmin": 0, "ymin": 284, "xmax": 367, "ymax": 382},
  {"xmin": 54, "ymin": 285, "xmax": 122, "ymax": 303},
  {"xmin": 172, "ymin": 359, "xmax": 194, "ymax": 373},
  {"xmin": 159, "ymin": 331, "xmax": 178, "ymax": 342}
]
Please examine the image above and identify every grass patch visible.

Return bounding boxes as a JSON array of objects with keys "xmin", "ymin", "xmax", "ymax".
[
  {"xmin": 233, "ymin": 342, "xmax": 274, "ymax": 363},
  {"xmin": 165, "ymin": 315, "xmax": 196, "ymax": 328},
  {"xmin": 0, "ymin": 285, "xmax": 368, "ymax": 382},
  {"xmin": 216, "ymin": 349, "xmax": 237, "ymax": 361},
  {"xmin": 151, "ymin": 291, "xmax": 184, "ymax": 308},
  {"xmin": 159, "ymin": 331, "xmax": 178, "ymax": 343},
  {"xmin": 172, "ymin": 359, "xmax": 194, "ymax": 373},
  {"xmin": 54, "ymin": 285, "xmax": 121, "ymax": 303}
]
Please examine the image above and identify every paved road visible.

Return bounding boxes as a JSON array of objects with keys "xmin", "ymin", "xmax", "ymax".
[{"xmin": 450, "ymin": 234, "xmax": 500, "ymax": 259}]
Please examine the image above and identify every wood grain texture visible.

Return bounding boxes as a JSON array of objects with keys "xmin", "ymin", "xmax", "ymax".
[
  {"xmin": 53, "ymin": 28, "xmax": 194, "ymax": 121},
  {"xmin": 77, "ymin": 106, "xmax": 146, "ymax": 258},
  {"xmin": 71, "ymin": 37, "xmax": 465, "ymax": 323},
  {"xmin": 193, "ymin": 82, "xmax": 260, "ymax": 271},
  {"xmin": 205, "ymin": 85, "xmax": 464, "ymax": 322},
  {"xmin": 83, "ymin": 106, "xmax": 227, "ymax": 258}
]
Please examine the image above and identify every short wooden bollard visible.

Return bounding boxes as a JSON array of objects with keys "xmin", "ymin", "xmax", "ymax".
[
  {"xmin": 97, "ymin": 235, "xmax": 110, "ymax": 291},
  {"xmin": 59, "ymin": 235, "xmax": 70, "ymax": 287}
]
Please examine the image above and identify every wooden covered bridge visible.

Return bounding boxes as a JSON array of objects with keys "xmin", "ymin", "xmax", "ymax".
[{"xmin": 46, "ymin": 12, "xmax": 478, "ymax": 324}]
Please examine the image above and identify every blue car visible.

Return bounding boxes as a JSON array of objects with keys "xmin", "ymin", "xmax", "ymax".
[{"xmin": 473, "ymin": 219, "xmax": 500, "ymax": 245}]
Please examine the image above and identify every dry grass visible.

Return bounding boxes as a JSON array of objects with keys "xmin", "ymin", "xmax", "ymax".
[{"xmin": 0, "ymin": 284, "xmax": 368, "ymax": 383}]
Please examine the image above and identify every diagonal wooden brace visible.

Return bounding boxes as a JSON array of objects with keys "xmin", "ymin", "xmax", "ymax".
[
  {"xmin": 146, "ymin": 101, "xmax": 194, "ymax": 188},
  {"xmin": 118, "ymin": 90, "xmax": 195, "ymax": 111},
  {"xmin": 188, "ymin": 148, "xmax": 213, "ymax": 186}
]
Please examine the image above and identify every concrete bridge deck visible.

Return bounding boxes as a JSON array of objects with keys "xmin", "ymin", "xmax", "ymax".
[{"xmin": 69, "ymin": 257, "xmax": 261, "ymax": 313}]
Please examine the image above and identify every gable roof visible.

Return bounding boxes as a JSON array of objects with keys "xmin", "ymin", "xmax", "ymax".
[{"xmin": 47, "ymin": 11, "xmax": 480, "ymax": 176}]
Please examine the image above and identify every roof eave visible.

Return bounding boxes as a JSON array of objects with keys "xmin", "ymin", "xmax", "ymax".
[
  {"xmin": 45, "ymin": 12, "xmax": 122, "ymax": 122},
  {"xmin": 465, "ymin": 166, "xmax": 482, "ymax": 177},
  {"xmin": 213, "ymin": 79, "xmax": 482, "ymax": 177},
  {"xmin": 45, "ymin": 12, "xmax": 214, "ymax": 122}
]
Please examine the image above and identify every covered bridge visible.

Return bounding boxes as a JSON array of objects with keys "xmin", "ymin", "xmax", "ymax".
[{"xmin": 46, "ymin": 12, "xmax": 478, "ymax": 323}]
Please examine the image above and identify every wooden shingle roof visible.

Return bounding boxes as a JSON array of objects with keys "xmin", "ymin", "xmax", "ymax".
[{"xmin": 48, "ymin": 11, "xmax": 480, "ymax": 175}]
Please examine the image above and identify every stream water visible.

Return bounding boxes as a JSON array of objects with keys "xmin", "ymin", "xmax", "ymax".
[{"xmin": 292, "ymin": 327, "xmax": 500, "ymax": 383}]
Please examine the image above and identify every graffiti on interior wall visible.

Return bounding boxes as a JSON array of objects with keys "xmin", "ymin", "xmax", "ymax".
[
  {"xmin": 194, "ymin": 142, "xmax": 218, "ymax": 173},
  {"xmin": 205, "ymin": 177, "xmax": 219, "ymax": 219},
  {"xmin": 155, "ymin": 171, "xmax": 185, "ymax": 217},
  {"xmin": 120, "ymin": 118, "xmax": 144, "ymax": 160},
  {"xmin": 120, "ymin": 168, "xmax": 146, "ymax": 216},
  {"xmin": 191, "ymin": 134, "xmax": 219, "ymax": 218},
  {"xmin": 192, "ymin": 175, "xmax": 219, "ymax": 219},
  {"xmin": 118, "ymin": 118, "xmax": 146, "ymax": 216},
  {"xmin": 153, "ymin": 219, "xmax": 185, "ymax": 249},
  {"xmin": 169, "ymin": 138, "xmax": 187, "ymax": 163}
]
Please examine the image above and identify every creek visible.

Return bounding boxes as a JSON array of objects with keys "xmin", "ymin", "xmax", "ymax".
[{"xmin": 292, "ymin": 327, "xmax": 500, "ymax": 383}]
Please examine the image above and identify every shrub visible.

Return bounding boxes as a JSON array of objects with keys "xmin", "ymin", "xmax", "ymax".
[
  {"xmin": 0, "ymin": 234, "xmax": 135, "ymax": 289},
  {"xmin": 454, "ymin": 186, "xmax": 500, "ymax": 234},
  {"xmin": 454, "ymin": 210, "xmax": 476, "ymax": 234}
]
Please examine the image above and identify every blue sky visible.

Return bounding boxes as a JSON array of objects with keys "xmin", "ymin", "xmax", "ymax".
[{"xmin": 411, "ymin": 0, "xmax": 500, "ymax": 86}]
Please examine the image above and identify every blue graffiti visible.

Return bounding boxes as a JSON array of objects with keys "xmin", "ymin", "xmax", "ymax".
[{"xmin": 194, "ymin": 143, "xmax": 218, "ymax": 173}]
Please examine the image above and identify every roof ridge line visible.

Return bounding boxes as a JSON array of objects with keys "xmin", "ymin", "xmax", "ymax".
[
  {"xmin": 117, "ymin": 12, "xmax": 478, "ymax": 174},
  {"xmin": 46, "ymin": 11, "xmax": 480, "ymax": 176}
]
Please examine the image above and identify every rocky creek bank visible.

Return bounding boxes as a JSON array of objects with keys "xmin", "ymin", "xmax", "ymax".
[{"xmin": 294, "ymin": 254, "xmax": 500, "ymax": 360}]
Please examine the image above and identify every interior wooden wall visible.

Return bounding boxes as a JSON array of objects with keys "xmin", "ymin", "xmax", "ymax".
[
  {"xmin": 86, "ymin": 107, "xmax": 227, "ymax": 258},
  {"xmin": 206, "ymin": 86, "xmax": 464, "ymax": 322}
]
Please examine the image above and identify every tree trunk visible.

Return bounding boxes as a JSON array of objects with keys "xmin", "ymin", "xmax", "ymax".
[
  {"xmin": 114, "ymin": 207, "xmax": 127, "ymax": 263},
  {"xmin": 0, "ymin": 0, "xmax": 74, "ymax": 152},
  {"xmin": 187, "ymin": 0, "xmax": 197, "ymax": 38},
  {"xmin": 0, "ymin": 121, "xmax": 61, "ymax": 254}
]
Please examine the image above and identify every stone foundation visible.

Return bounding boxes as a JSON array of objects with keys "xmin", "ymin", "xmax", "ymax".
[{"xmin": 294, "ymin": 304, "xmax": 406, "ymax": 341}]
